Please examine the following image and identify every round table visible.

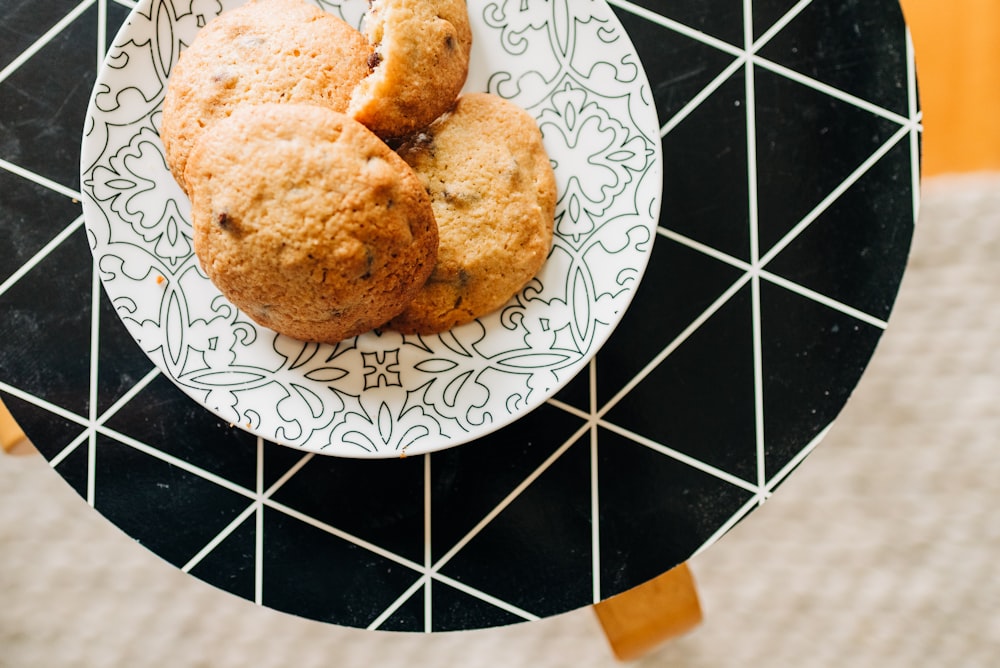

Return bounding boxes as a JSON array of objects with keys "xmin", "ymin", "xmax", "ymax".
[{"xmin": 0, "ymin": 0, "xmax": 918, "ymax": 632}]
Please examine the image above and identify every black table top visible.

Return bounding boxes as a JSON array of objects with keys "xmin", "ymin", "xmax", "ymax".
[{"xmin": 0, "ymin": 0, "xmax": 918, "ymax": 632}]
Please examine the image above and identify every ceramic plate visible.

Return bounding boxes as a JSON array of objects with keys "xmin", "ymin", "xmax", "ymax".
[{"xmin": 80, "ymin": 0, "xmax": 662, "ymax": 457}]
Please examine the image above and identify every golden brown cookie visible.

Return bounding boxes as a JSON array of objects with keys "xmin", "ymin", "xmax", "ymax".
[
  {"xmin": 185, "ymin": 103, "xmax": 438, "ymax": 344},
  {"xmin": 160, "ymin": 0, "xmax": 371, "ymax": 193},
  {"xmin": 348, "ymin": 0, "xmax": 472, "ymax": 139},
  {"xmin": 387, "ymin": 93, "xmax": 557, "ymax": 335}
]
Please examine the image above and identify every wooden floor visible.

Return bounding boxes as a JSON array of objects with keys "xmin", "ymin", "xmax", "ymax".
[{"xmin": 900, "ymin": 0, "xmax": 1000, "ymax": 175}]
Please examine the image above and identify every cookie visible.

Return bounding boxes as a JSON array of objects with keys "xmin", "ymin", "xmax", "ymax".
[
  {"xmin": 348, "ymin": 0, "xmax": 472, "ymax": 139},
  {"xmin": 388, "ymin": 93, "xmax": 557, "ymax": 334},
  {"xmin": 160, "ymin": 0, "xmax": 371, "ymax": 193},
  {"xmin": 185, "ymin": 103, "xmax": 438, "ymax": 344}
]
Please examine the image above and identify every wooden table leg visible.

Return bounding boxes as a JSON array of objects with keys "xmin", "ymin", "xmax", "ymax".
[
  {"xmin": 0, "ymin": 398, "xmax": 35, "ymax": 455},
  {"xmin": 593, "ymin": 562, "xmax": 702, "ymax": 661}
]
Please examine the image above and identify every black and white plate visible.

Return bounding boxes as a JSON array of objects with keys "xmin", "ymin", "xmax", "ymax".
[{"xmin": 79, "ymin": 0, "xmax": 663, "ymax": 457}]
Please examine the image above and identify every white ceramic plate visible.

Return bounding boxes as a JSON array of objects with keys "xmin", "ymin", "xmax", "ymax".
[{"xmin": 80, "ymin": 0, "xmax": 663, "ymax": 458}]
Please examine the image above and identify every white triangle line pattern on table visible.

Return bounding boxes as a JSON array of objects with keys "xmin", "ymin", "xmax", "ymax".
[
  {"xmin": 87, "ymin": 220, "xmax": 103, "ymax": 504},
  {"xmin": 744, "ymin": 0, "xmax": 767, "ymax": 493},
  {"xmin": 611, "ymin": 0, "xmax": 744, "ymax": 58},
  {"xmin": 0, "ymin": 0, "xmax": 96, "ymax": 85},
  {"xmin": 760, "ymin": 270, "xmax": 890, "ymax": 330},
  {"xmin": 48, "ymin": 367, "xmax": 161, "ymax": 466},
  {"xmin": 182, "ymin": 501, "xmax": 259, "ymax": 573},
  {"xmin": 368, "ymin": 573, "xmax": 428, "ymax": 631},
  {"xmin": 0, "ymin": 0, "xmax": 922, "ymax": 630},
  {"xmin": 659, "ymin": 54, "xmax": 746, "ymax": 138},
  {"xmin": 690, "ymin": 421, "xmax": 833, "ymax": 559},
  {"xmin": 611, "ymin": 0, "xmax": 921, "ymax": 130},
  {"xmin": 0, "ymin": 214, "xmax": 85, "ymax": 296},
  {"xmin": 423, "ymin": 451, "xmax": 433, "ymax": 631},
  {"xmin": 587, "ymin": 358, "xmax": 602, "ymax": 604},
  {"xmin": 254, "ymin": 438, "xmax": 266, "ymax": 605},
  {"xmin": 659, "ymin": 224, "xmax": 896, "ymax": 335},
  {"xmin": 754, "ymin": 57, "xmax": 917, "ymax": 128},
  {"xmin": 428, "ymin": 422, "xmax": 592, "ymax": 573},
  {"xmin": 0, "ymin": 157, "xmax": 82, "ymax": 200},
  {"xmin": 906, "ymin": 30, "xmax": 922, "ymax": 223}
]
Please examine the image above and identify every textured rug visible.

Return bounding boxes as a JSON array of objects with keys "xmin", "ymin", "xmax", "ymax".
[{"xmin": 2, "ymin": 173, "xmax": 998, "ymax": 666}]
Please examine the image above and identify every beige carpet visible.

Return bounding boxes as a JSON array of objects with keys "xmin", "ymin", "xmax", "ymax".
[{"xmin": 2, "ymin": 173, "xmax": 998, "ymax": 667}]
